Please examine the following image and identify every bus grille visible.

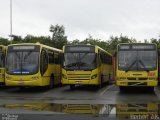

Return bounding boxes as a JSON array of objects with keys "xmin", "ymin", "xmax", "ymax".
[
  {"xmin": 67, "ymin": 74, "xmax": 90, "ymax": 80},
  {"xmin": 127, "ymin": 78, "xmax": 147, "ymax": 80}
]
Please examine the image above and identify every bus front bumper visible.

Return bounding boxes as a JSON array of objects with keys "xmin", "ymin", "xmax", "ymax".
[
  {"xmin": 5, "ymin": 80, "xmax": 43, "ymax": 86},
  {"xmin": 116, "ymin": 80, "xmax": 158, "ymax": 87},
  {"xmin": 61, "ymin": 78, "xmax": 100, "ymax": 85}
]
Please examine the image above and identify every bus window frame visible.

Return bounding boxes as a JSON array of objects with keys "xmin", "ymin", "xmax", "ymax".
[{"xmin": 40, "ymin": 49, "xmax": 48, "ymax": 76}]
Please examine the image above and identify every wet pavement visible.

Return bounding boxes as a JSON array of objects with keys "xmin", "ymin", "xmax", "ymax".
[{"xmin": 0, "ymin": 85, "xmax": 160, "ymax": 120}]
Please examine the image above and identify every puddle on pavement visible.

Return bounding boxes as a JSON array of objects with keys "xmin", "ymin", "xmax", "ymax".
[{"xmin": 1, "ymin": 102, "xmax": 160, "ymax": 119}]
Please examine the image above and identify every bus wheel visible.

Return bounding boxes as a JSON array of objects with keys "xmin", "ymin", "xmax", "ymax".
[
  {"xmin": 70, "ymin": 85, "xmax": 75, "ymax": 90},
  {"xmin": 19, "ymin": 87, "xmax": 25, "ymax": 90},
  {"xmin": 98, "ymin": 79, "xmax": 102, "ymax": 89},
  {"xmin": 119, "ymin": 87, "xmax": 125, "ymax": 92},
  {"xmin": 101, "ymin": 75, "xmax": 103, "ymax": 86},
  {"xmin": 108, "ymin": 73, "xmax": 111, "ymax": 85},
  {"xmin": 148, "ymin": 87, "xmax": 154, "ymax": 92},
  {"xmin": 49, "ymin": 75, "xmax": 54, "ymax": 89}
]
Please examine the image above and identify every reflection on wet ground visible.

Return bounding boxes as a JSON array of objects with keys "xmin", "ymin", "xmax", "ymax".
[
  {"xmin": 0, "ymin": 102, "xmax": 160, "ymax": 119},
  {"xmin": 1, "ymin": 85, "xmax": 160, "ymax": 119}
]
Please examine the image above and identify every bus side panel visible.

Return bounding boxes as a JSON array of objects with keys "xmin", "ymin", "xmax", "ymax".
[
  {"xmin": 54, "ymin": 64, "xmax": 61, "ymax": 85},
  {"xmin": 112, "ymin": 53, "xmax": 116, "ymax": 82},
  {"xmin": 41, "ymin": 63, "xmax": 61, "ymax": 86},
  {"xmin": 0, "ymin": 68, "xmax": 5, "ymax": 84},
  {"xmin": 100, "ymin": 64, "xmax": 112, "ymax": 83},
  {"xmin": 41, "ymin": 64, "xmax": 54, "ymax": 86}
]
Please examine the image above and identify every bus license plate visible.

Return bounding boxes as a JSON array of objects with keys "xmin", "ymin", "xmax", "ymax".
[
  {"xmin": 19, "ymin": 81, "xmax": 24, "ymax": 85},
  {"xmin": 76, "ymin": 81, "xmax": 81, "ymax": 85}
]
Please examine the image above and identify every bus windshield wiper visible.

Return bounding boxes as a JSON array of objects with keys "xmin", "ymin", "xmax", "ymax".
[
  {"xmin": 125, "ymin": 60, "xmax": 137, "ymax": 72},
  {"xmin": 138, "ymin": 59, "xmax": 149, "ymax": 72}
]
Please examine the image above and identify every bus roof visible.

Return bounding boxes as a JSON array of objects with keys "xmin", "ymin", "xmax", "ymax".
[
  {"xmin": 8, "ymin": 43, "xmax": 62, "ymax": 52},
  {"xmin": 64, "ymin": 44, "xmax": 95, "ymax": 47},
  {"xmin": 96, "ymin": 45, "xmax": 112, "ymax": 56},
  {"xmin": 63, "ymin": 44, "xmax": 112, "ymax": 56},
  {"xmin": 117, "ymin": 43, "xmax": 157, "ymax": 51},
  {"xmin": 117, "ymin": 43, "xmax": 157, "ymax": 46}
]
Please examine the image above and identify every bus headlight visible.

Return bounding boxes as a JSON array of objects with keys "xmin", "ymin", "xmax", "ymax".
[
  {"xmin": 6, "ymin": 76, "xmax": 12, "ymax": 80},
  {"xmin": 31, "ymin": 76, "xmax": 39, "ymax": 80},
  {"xmin": 91, "ymin": 74, "xmax": 97, "ymax": 79},
  {"xmin": 62, "ymin": 74, "xmax": 67, "ymax": 79}
]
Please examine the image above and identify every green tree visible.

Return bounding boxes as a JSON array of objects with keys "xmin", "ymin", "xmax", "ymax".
[
  {"xmin": 0, "ymin": 37, "xmax": 10, "ymax": 45},
  {"xmin": 11, "ymin": 35, "xmax": 23, "ymax": 43},
  {"xmin": 106, "ymin": 35, "xmax": 136, "ymax": 53},
  {"xmin": 23, "ymin": 35, "xmax": 52, "ymax": 46},
  {"xmin": 49, "ymin": 24, "xmax": 68, "ymax": 49},
  {"xmin": 71, "ymin": 39, "xmax": 80, "ymax": 45}
]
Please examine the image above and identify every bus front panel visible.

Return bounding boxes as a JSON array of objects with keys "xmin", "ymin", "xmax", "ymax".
[
  {"xmin": 5, "ymin": 45, "xmax": 43, "ymax": 86},
  {"xmin": 116, "ymin": 44, "xmax": 158, "ymax": 87}
]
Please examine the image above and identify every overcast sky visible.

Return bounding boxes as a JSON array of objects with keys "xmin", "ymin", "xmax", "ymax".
[{"xmin": 0, "ymin": 0, "xmax": 160, "ymax": 41}]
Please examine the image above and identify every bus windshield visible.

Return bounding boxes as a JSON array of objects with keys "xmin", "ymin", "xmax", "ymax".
[
  {"xmin": 0, "ymin": 52, "xmax": 5, "ymax": 68},
  {"xmin": 63, "ymin": 53, "xmax": 96, "ymax": 70},
  {"xmin": 118, "ymin": 50, "xmax": 157, "ymax": 71},
  {"xmin": 6, "ymin": 51, "xmax": 39, "ymax": 75}
]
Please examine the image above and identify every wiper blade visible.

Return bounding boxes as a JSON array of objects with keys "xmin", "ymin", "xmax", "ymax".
[
  {"xmin": 138, "ymin": 59, "xmax": 149, "ymax": 72},
  {"xmin": 65, "ymin": 62, "xmax": 80, "ymax": 68},
  {"xmin": 125, "ymin": 60, "xmax": 137, "ymax": 72}
]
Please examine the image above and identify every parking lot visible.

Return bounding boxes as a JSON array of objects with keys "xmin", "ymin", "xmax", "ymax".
[{"xmin": 0, "ymin": 84, "xmax": 160, "ymax": 120}]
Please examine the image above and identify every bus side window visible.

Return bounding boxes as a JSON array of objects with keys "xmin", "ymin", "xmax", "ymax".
[
  {"xmin": 106, "ymin": 55, "xmax": 111, "ymax": 65},
  {"xmin": 100, "ymin": 52, "xmax": 105, "ymax": 64},
  {"xmin": 0, "ymin": 52, "xmax": 5, "ymax": 67},
  {"xmin": 40, "ymin": 50, "xmax": 48, "ymax": 75},
  {"xmin": 106, "ymin": 55, "xmax": 109, "ymax": 64},
  {"xmin": 54, "ymin": 53, "xmax": 59, "ymax": 64},
  {"xmin": 100, "ymin": 52, "xmax": 103, "ymax": 63},
  {"xmin": 110, "ymin": 57, "xmax": 112, "ymax": 65},
  {"xmin": 105, "ymin": 54, "xmax": 107, "ymax": 64},
  {"xmin": 48, "ymin": 52, "xmax": 54, "ymax": 64},
  {"xmin": 59, "ymin": 53, "xmax": 63, "ymax": 66}
]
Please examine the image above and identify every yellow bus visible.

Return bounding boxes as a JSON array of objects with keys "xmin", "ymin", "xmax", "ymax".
[
  {"xmin": 5, "ymin": 43, "xmax": 62, "ymax": 88},
  {"xmin": 61, "ymin": 45, "xmax": 112, "ymax": 89},
  {"xmin": 116, "ymin": 43, "xmax": 158, "ymax": 91},
  {"xmin": 0, "ymin": 45, "xmax": 6, "ymax": 85}
]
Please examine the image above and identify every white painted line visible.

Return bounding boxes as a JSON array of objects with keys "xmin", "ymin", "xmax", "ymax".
[{"xmin": 99, "ymin": 84, "xmax": 114, "ymax": 95}]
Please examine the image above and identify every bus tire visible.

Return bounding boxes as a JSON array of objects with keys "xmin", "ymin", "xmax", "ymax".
[
  {"xmin": 19, "ymin": 87, "xmax": 25, "ymax": 90},
  {"xmin": 70, "ymin": 85, "xmax": 75, "ymax": 90},
  {"xmin": 98, "ymin": 78, "xmax": 102, "ymax": 89},
  {"xmin": 148, "ymin": 87, "xmax": 154, "ymax": 92},
  {"xmin": 49, "ymin": 75, "xmax": 54, "ymax": 89},
  {"xmin": 101, "ymin": 75, "xmax": 103, "ymax": 86},
  {"xmin": 108, "ymin": 73, "xmax": 111, "ymax": 85},
  {"xmin": 119, "ymin": 87, "xmax": 125, "ymax": 92}
]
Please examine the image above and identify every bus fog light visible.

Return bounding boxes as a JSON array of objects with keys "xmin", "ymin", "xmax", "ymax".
[
  {"xmin": 91, "ymin": 74, "xmax": 97, "ymax": 79},
  {"xmin": 62, "ymin": 74, "xmax": 67, "ymax": 79}
]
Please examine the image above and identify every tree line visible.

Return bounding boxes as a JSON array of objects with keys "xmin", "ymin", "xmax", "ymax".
[{"xmin": 0, "ymin": 24, "xmax": 160, "ymax": 53}]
